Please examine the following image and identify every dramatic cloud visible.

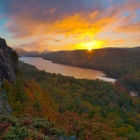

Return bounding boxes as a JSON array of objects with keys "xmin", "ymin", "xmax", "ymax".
[
  {"xmin": 0, "ymin": 0, "xmax": 140, "ymax": 51},
  {"xmin": 115, "ymin": 21, "xmax": 140, "ymax": 33}
]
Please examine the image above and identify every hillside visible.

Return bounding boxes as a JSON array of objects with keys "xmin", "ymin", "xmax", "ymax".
[
  {"xmin": 122, "ymin": 46, "xmax": 140, "ymax": 51},
  {"xmin": 14, "ymin": 48, "xmax": 40, "ymax": 57},
  {"xmin": 6, "ymin": 61, "xmax": 139, "ymax": 139},
  {"xmin": 43, "ymin": 48, "xmax": 140, "ymax": 79},
  {"xmin": 14, "ymin": 48, "xmax": 52, "ymax": 57},
  {"xmin": 0, "ymin": 38, "xmax": 66, "ymax": 139},
  {"xmin": 0, "ymin": 38, "xmax": 140, "ymax": 139}
]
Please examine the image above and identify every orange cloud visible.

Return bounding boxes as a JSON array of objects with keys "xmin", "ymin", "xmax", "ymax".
[
  {"xmin": 115, "ymin": 21, "xmax": 140, "ymax": 33},
  {"xmin": 3, "ymin": 0, "xmax": 140, "ymax": 51}
]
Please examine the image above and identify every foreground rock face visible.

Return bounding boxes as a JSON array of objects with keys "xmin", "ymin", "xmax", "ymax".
[
  {"xmin": 0, "ymin": 37, "xmax": 18, "ymax": 84},
  {"xmin": 0, "ymin": 89, "xmax": 11, "ymax": 115}
]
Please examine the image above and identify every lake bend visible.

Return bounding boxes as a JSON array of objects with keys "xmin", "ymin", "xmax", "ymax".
[{"xmin": 19, "ymin": 57, "xmax": 116, "ymax": 83}]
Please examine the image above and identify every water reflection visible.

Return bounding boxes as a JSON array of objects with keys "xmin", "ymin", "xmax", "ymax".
[{"xmin": 19, "ymin": 57, "xmax": 116, "ymax": 83}]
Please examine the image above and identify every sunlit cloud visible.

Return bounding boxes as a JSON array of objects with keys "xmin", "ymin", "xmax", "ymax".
[
  {"xmin": 115, "ymin": 21, "xmax": 140, "ymax": 33},
  {"xmin": 75, "ymin": 40, "xmax": 105, "ymax": 50},
  {"xmin": 0, "ymin": 0, "xmax": 140, "ymax": 51}
]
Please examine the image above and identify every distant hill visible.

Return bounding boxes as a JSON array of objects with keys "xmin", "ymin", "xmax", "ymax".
[
  {"xmin": 102, "ymin": 46, "xmax": 140, "ymax": 51},
  {"xmin": 122, "ymin": 46, "xmax": 140, "ymax": 51},
  {"xmin": 13, "ymin": 48, "xmax": 28, "ymax": 57},
  {"xmin": 43, "ymin": 48, "xmax": 140, "ymax": 79},
  {"xmin": 14, "ymin": 48, "xmax": 51, "ymax": 57}
]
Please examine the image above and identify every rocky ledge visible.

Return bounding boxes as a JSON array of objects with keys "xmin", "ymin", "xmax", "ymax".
[{"xmin": 0, "ymin": 37, "xmax": 18, "ymax": 85}]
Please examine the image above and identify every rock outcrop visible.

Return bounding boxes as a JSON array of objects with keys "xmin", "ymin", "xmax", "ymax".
[
  {"xmin": 0, "ymin": 89, "xmax": 11, "ymax": 115},
  {"xmin": 0, "ymin": 37, "xmax": 18, "ymax": 85}
]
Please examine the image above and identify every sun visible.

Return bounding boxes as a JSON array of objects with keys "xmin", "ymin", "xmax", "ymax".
[
  {"xmin": 75, "ymin": 40, "xmax": 104, "ymax": 50},
  {"xmin": 88, "ymin": 47, "xmax": 92, "ymax": 51}
]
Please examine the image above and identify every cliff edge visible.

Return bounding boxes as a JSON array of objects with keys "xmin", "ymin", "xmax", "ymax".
[{"xmin": 0, "ymin": 37, "xmax": 18, "ymax": 85}]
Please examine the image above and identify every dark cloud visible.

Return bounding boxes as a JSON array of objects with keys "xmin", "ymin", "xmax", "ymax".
[
  {"xmin": 0, "ymin": 0, "xmax": 110, "ymax": 38},
  {"xmin": 3, "ymin": 0, "xmax": 105, "ymax": 21}
]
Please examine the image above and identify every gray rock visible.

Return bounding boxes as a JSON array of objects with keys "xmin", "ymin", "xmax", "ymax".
[
  {"xmin": 0, "ymin": 37, "xmax": 17, "ymax": 115},
  {"xmin": 0, "ymin": 37, "xmax": 18, "ymax": 83},
  {"xmin": 0, "ymin": 89, "xmax": 11, "ymax": 115}
]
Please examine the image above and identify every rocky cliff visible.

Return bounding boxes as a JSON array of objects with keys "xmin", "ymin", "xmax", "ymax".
[{"xmin": 0, "ymin": 37, "xmax": 18, "ymax": 85}]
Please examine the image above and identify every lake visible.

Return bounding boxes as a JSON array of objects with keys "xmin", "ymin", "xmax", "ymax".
[{"xmin": 19, "ymin": 57, "xmax": 116, "ymax": 83}]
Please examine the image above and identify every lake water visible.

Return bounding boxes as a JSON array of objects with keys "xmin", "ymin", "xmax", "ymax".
[{"xmin": 19, "ymin": 57, "xmax": 116, "ymax": 83}]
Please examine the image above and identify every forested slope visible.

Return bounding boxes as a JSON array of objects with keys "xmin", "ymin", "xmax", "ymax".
[
  {"xmin": 43, "ymin": 48, "xmax": 140, "ymax": 79},
  {"xmin": 43, "ymin": 48, "xmax": 140, "ymax": 95},
  {"xmin": 0, "ymin": 38, "xmax": 140, "ymax": 139},
  {"xmin": 1, "ymin": 61, "xmax": 139, "ymax": 139}
]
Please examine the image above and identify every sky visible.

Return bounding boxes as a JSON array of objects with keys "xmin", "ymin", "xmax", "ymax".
[{"xmin": 0, "ymin": 0, "xmax": 140, "ymax": 52}]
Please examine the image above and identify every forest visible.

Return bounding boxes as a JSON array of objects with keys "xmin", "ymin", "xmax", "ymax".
[
  {"xmin": 0, "ymin": 0, "xmax": 140, "ymax": 139},
  {"xmin": 42, "ymin": 48, "xmax": 140, "ymax": 95},
  {"xmin": 43, "ymin": 48, "xmax": 139, "ymax": 78},
  {"xmin": 0, "ymin": 61, "xmax": 140, "ymax": 139}
]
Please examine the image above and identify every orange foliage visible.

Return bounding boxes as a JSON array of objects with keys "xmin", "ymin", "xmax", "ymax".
[
  {"xmin": 23, "ymin": 81, "xmax": 58, "ymax": 120},
  {"xmin": 55, "ymin": 111, "xmax": 122, "ymax": 140}
]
